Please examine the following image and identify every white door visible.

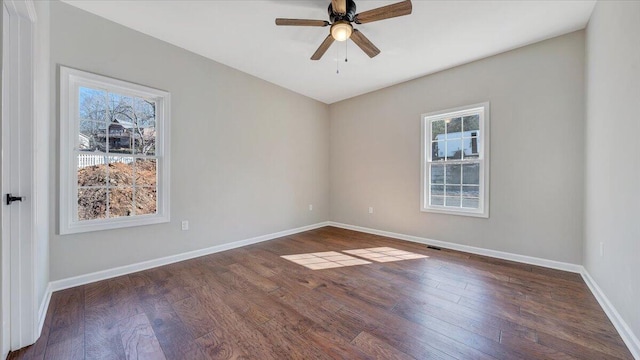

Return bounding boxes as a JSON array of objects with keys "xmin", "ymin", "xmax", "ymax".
[
  {"xmin": 1, "ymin": 4, "xmax": 9, "ymax": 356},
  {"xmin": 1, "ymin": 0, "xmax": 37, "ymax": 355}
]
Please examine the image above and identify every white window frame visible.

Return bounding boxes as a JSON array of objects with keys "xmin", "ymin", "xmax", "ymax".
[
  {"xmin": 421, "ymin": 102, "xmax": 490, "ymax": 218},
  {"xmin": 59, "ymin": 66, "xmax": 171, "ymax": 234}
]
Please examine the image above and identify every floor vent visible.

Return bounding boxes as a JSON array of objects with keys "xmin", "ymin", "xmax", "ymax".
[{"xmin": 427, "ymin": 245, "xmax": 442, "ymax": 251}]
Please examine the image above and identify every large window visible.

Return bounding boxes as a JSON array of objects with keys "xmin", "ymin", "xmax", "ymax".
[
  {"xmin": 421, "ymin": 103, "xmax": 489, "ymax": 217},
  {"xmin": 60, "ymin": 67, "xmax": 170, "ymax": 234}
]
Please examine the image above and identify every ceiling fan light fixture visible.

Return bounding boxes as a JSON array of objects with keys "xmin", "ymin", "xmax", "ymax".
[{"xmin": 330, "ymin": 21, "xmax": 353, "ymax": 41}]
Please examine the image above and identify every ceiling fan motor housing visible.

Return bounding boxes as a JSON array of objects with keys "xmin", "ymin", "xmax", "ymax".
[{"xmin": 328, "ymin": 0, "xmax": 356, "ymax": 23}]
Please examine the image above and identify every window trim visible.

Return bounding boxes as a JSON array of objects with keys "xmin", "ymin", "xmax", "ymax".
[
  {"xmin": 59, "ymin": 66, "xmax": 171, "ymax": 234},
  {"xmin": 420, "ymin": 102, "xmax": 490, "ymax": 218}
]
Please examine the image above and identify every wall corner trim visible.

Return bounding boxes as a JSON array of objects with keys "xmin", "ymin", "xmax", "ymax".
[
  {"xmin": 581, "ymin": 269, "xmax": 640, "ymax": 359},
  {"xmin": 48, "ymin": 221, "xmax": 330, "ymax": 293},
  {"xmin": 327, "ymin": 222, "xmax": 583, "ymax": 273},
  {"xmin": 36, "ymin": 284, "xmax": 52, "ymax": 337}
]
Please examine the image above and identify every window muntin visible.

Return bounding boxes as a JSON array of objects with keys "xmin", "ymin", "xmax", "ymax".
[
  {"xmin": 421, "ymin": 103, "xmax": 489, "ymax": 217},
  {"xmin": 60, "ymin": 67, "xmax": 170, "ymax": 234}
]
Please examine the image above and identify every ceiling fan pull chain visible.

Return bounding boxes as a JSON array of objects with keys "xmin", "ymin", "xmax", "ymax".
[
  {"xmin": 345, "ymin": 40, "xmax": 348, "ymax": 62},
  {"xmin": 336, "ymin": 45, "xmax": 340, "ymax": 74}
]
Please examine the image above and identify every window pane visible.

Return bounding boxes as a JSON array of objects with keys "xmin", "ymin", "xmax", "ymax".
[
  {"xmin": 462, "ymin": 163, "xmax": 480, "ymax": 185},
  {"xmin": 108, "ymin": 157, "xmax": 133, "ymax": 186},
  {"xmin": 445, "ymin": 196, "xmax": 461, "ymax": 207},
  {"xmin": 463, "ymin": 137, "xmax": 479, "ymax": 158},
  {"xmin": 135, "ymin": 187, "xmax": 157, "ymax": 215},
  {"xmin": 135, "ymin": 159, "xmax": 157, "ymax": 188},
  {"xmin": 462, "ymin": 185, "xmax": 480, "ymax": 198},
  {"xmin": 107, "ymin": 122, "xmax": 133, "ymax": 154},
  {"xmin": 432, "ymin": 141, "xmax": 445, "ymax": 160},
  {"xmin": 79, "ymin": 120, "xmax": 107, "ymax": 152},
  {"xmin": 78, "ymin": 188, "xmax": 106, "ymax": 220},
  {"xmin": 445, "ymin": 164, "xmax": 461, "ymax": 184},
  {"xmin": 430, "ymin": 185, "xmax": 444, "ymax": 196},
  {"xmin": 134, "ymin": 97, "xmax": 155, "ymax": 122},
  {"xmin": 445, "ymin": 185, "xmax": 461, "ymax": 196},
  {"xmin": 463, "ymin": 115, "xmax": 479, "ymax": 132},
  {"xmin": 109, "ymin": 188, "xmax": 133, "ymax": 218},
  {"xmin": 134, "ymin": 98, "xmax": 157, "ymax": 155},
  {"xmin": 446, "ymin": 117, "xmax": 462, "ymax": 139},
  {"xmin": 431, "ymin": 164, "xmax": 444, "ymax": 184},
  {"xmin": 109, "ymin": 93, "xmax": 135, "ymax": 124},
  {"xmin": 462, "ymin": 198, "xmax": 480, "ymax": 209},
  {"xmin": 78, "ymin": 156, "xmax": 106, "ymax": 186},
  {"xmin": 79, "ymin": 87, "xmax": 106, "ymax": 121},
  {"xmin": 431, "ymin": 120, "xmax": 445, "ymax": 141},
  {"xmin": 431, "ymin": 196, "xmax": 444, "ymax": 206},
  {"xmin": 446, "ymin": 139, "xmax": 463, "ymax": 159}
]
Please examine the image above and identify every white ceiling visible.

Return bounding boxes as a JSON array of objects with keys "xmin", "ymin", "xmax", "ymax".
[{"xmin": 62, "ymin": 0, "xmax": 596, "ymax": 104}]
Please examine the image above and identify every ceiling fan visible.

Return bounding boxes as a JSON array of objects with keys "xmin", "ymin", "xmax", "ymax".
[{"xmin": 275, "ymin": 0, "xmax": 412, "ymax": 60}]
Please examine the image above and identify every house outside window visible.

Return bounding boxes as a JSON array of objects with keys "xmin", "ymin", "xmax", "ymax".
[
  {"xmin": 421, "ymin": 102, "xmax": 490, "ymax": 218},
  {"xmin": 60, "ymin": 66, "xmax": 171, "ymax": 234}
]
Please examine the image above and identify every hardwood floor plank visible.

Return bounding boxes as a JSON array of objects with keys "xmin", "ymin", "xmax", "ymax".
[
  {"xmin": 227, "ymin": 263, "xmax": 280, "ymax": 292},
  {"xmin": 172, "ymin": 295, "xmax": 217, "ymax": 340},
  {"xmin": 138, "ymin": 288, "xmax": 206, "ymax": 360},
  {"xmin": 189, "ymin": 286, "xmax": 286, "ymax": 358},
  {"xmin": 85, "ymin": 308, "xmax": 125, "ymax": 360},
  {"xmin": 257, "ymin": 319, "xmax": 331, "ymax": 360},
  {"xmin": 47, "ymin": 287, "xmax": 85, "ymax": 347},
  {"xmin": 392, "ymin": 298, "xmax": 502, "ymax": 343},
  {"xmin": 43, "ymin": 335, "xmax": 83, "ymax": 360},
  {"xmin": 8, "ymin": 227, "xmax": 633, "ymax": 360},
  {"xmin": 194, "ymin": 329, "xmax": 244, "ymax": 360},
  {"xmin": 352, "ymin": 331, "xmax": 416, "ymax": 360},
  {"xmin": 117, "ymin": 313, "xmax": 166, "ymax": 360}
]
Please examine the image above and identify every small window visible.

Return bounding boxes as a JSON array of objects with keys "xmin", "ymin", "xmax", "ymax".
[
  {"xmin": 421, "ymin": 103, "xmax": 489, "ymax": 217},
  {"xmin": 60, "ymin": 67, "xmax": 171, "ymax": 234}
]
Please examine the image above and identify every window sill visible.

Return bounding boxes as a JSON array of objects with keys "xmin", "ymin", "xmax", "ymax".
[
  {"xmin": 60, "ymin": 214, "xmax": 170, "ymax": 235},
  {"xmin": 421, "ymin": 207, "xmax": 489, "ymax": 218}
]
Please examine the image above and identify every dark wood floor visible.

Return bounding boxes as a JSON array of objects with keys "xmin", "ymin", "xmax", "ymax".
[{"xmin": 8, "ymin": 226, "xmax": 633, "ymax": 359}]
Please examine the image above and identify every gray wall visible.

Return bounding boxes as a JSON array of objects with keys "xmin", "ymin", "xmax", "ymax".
[
  {"xmin": 584, "ymin": 0, "xmax": 640, "ymax": 341},
  {"xmin": 49, "ymin": 1, "xmax": 330, "ymax": 280},
  {"xmin": 329, "ymin": 31, "xmax": 585, "ymax": 264}
]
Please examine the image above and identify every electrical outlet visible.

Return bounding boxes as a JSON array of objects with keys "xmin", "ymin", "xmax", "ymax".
[
  {"xmin": 368, "ymin": 207, "xmax": 374, "ymax": 214},
  {"xmin": 600, "ymin": 242, "xmax": 604, "ymax": 257},
  {"xmin": 181, "ymin": 220, "xmax": 189, "ymax": 231},
  {"xmin": 309, "ymin": 204, "xmax": 313, "ymax": 211}
]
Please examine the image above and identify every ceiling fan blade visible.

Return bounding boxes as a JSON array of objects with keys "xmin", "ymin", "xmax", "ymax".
[
  {"xmin": 331, "ymin": 0, "xmax": 347, "ymax": 14},
  {"xmin": 311, "ymin": 35, "xmax": 335, "ymax": 60},
  {"xmin": 354, "ymin": 0, "xmax": 412, "ymax": 24},
  {"xmin": 350, "ymin": 29, "xmax": 380, "ymax": 58},
  {"xmin": 275, "ymin": 18, "xmax": 330, "ymax": 27}
]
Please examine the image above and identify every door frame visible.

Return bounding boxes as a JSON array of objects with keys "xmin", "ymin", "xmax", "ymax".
[{"xmin": 1, "ymin": 0, "xmax": 38, "ymax": 355}]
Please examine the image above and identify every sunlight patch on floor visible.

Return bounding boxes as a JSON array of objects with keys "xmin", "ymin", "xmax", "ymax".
[
  {"xmin": 343, "ymin": 247, "xmax": 429, "ymax": 262},
  {"xmin": 281, "ymin": 248, "xmax": 428, "ymax": 270},
  {"xmin": 281, "ymin": 251, "xmax": 371, "ymax": 270}
]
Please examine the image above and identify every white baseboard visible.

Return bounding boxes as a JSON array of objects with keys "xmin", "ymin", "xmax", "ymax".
[
  {"xmin": 581, "ymin": 269, "xmax": 640, "ymax": 359},
  {"xmin": 36, "ymin": 283, "xmax": 52, "ymax": 336},
  {"xmin": 328, "ymin": 222, "xmax": 583, "ymax": 273},
  {"xmin": 49, "ymin": 221, "xmax": 330, "ymax": 292}
]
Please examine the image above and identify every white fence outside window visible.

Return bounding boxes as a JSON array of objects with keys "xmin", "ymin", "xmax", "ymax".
[{"xmin": 78, "ymin": 154, "xmax": 134, "ymax": 168}]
